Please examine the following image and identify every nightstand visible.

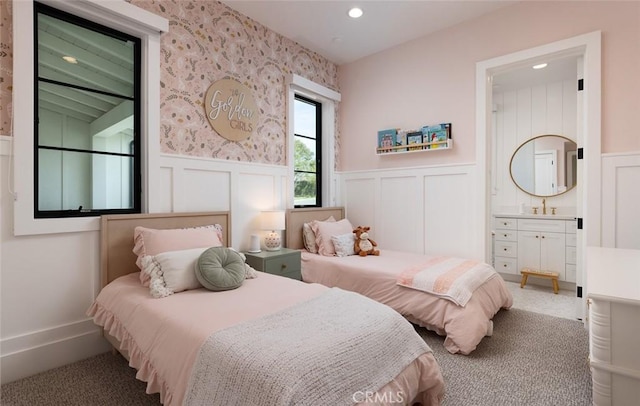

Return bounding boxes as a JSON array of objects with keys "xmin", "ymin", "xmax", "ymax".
[{"xmin": 244, "ymin": 248, "xmax": 302, "ymax": 280}]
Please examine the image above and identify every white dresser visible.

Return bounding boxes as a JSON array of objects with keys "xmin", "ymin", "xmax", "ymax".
[
  {"xmin": 494, "ymin": 215, "xmax": 576, "ymax": 281},
  {"xmin": 587, "ymin": 247, "xmax": 640, "ymax": 406}
]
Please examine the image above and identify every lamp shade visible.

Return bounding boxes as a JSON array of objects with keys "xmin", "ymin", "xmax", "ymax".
[{"xmin": 261, "ymin": 210, "xmax": 285, "ymax": 231}]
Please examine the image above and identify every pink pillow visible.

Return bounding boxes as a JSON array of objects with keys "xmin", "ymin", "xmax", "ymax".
[
  {"xmin": 133, "ymin": 225, "xmax": 223, "ymax": 286},
  {"xmin": 311, "ymin": 218, "xmax": 354, "ymax": 256},
  {"xmin": 303, "ymin": 216, "xmax": 335, "ymax": 254}
]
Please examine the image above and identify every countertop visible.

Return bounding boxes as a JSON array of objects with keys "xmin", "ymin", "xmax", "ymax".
[{"xmin": 493, "ymin": 213, "xmax": 576, "ymax": 220}]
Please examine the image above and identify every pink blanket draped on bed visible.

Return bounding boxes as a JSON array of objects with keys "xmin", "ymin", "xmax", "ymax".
[
  {"xmin": 396, "ymin": 256, "xmax": 498, "ymax": 306},
  {"xmin": 301, "ymin": 249, "xmax": 513, "ymax": 354}
]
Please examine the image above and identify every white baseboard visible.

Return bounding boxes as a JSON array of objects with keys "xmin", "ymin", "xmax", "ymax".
[{"xmin": 1, "ymin": 320, "xmax": 111, "ymax": 384}]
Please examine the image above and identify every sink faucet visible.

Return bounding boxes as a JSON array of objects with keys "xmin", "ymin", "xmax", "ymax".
[{"xmin": 542, "ymin": 198, "xmax": 547, "ymax": 215}]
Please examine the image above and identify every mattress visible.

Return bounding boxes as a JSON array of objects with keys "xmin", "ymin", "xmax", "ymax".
[
  {"xmin": 88, "ymin": 271, "xmax": 445, "ymax": 405},
  {"xmin": 301, "ymin": 249, "xmax": 513, "ymax": 354}
]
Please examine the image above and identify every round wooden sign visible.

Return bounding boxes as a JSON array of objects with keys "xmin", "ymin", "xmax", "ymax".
[{"xmin": 204, "ymin": 78, "xmax": 258, "ymax": 142}]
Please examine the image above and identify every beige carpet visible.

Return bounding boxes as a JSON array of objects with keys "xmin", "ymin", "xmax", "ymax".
[
  {"xmin": 505, "ymin": 280, "xmax": 577, "ymax": 320},
  {"xmin": 1, "ymin": 308, "xmax": 591, "ymax": 406},
  {"xmin": 420, "ymin": 308, "xmax": 591, "ymax": 406}
]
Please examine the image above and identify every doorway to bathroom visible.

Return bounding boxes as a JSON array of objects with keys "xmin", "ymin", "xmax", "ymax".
[{"xmin": 475, "ymin": 31, "xmax": 602, "ymax": 323}]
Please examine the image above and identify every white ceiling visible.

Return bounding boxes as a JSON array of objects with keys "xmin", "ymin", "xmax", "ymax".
[
  {"xmin": 221, "ymin": 0, "xmax": 517, "ymax": 65},
  {"xmin": 221, "ymin": 1, "xmax": 577, "ymax": 89},
  {"xmin": 493, "ymin": 56, "xmax": 579, "ymax": 92}
]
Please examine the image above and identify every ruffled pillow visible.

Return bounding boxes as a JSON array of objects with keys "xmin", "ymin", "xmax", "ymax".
[
  {"xmin": 302, "ymin": 216, "xmax": 335, "ymax": 253},
  {"xmin": 312, "ymin": 218, "xmax": 354, "ymax": 256},
  {"xmin": 141, "ymin": 247, "xmax": 209, "ymax": 298},
  {"xmin": 133, "ymin": 224, "xmax": 223, "ymax": 286},
  {"xmin": 331, "ymin": 233, "xmax": 356, "ymax": 257}
]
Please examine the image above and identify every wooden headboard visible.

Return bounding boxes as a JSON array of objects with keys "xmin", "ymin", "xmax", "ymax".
[
  {"xmin": 285, "ymin": 207, "xmax": 345, "ymax": 250},
  {"xmin": 100, "ymin": 211, "xmax": 231, "ymax": 287}
]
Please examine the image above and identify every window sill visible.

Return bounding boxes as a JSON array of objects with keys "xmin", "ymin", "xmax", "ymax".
[{"xmin": 13, "ymin": 213, "xmax": 100, "ymax": 236}]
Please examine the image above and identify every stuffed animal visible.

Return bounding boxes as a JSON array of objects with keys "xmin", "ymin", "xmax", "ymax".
[{"xmin": 353, "ymin": 226, "xmax": 380, "ymax": 256}]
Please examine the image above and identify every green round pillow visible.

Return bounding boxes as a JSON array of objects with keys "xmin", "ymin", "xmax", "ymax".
[{"xmin": 195, "ymin": 247, "xmax": 245, "ymax": 291}]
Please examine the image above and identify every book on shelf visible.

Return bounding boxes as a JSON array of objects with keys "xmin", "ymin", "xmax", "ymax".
[
  {"xmin": 421, "ymin": 123, "xmax": 451, "ymax": 149},
  {"xmin": 406, "ymin": 131, "xmax": 423, "ymax": 151},
  {"xmin": 395, "ymin": 130, "xmax": 408, "ymax": 152},
  {"xmin": 377, "ymin": 128, "xmax": 397, "ymax": 153}
]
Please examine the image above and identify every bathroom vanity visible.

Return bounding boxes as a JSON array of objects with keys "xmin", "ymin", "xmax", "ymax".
[{"xmin": 494, "ymin": 214, "xmax": 576, "ymax": 282}]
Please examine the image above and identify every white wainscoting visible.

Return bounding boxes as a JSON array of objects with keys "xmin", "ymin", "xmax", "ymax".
[
  {"xmin": 0, "ymin": 151, "xmax": 289, "ymax": 383},
  {"xmin": 339, "ymin": 163, "xmax": 480, "ymax": 260},
  {"xmin": 602, "ymin": 152, "xmax": 640, "ymax": 249},
  {"xmin": 156, "ymin": 154, "xmax": 289, "ymax": 250}
]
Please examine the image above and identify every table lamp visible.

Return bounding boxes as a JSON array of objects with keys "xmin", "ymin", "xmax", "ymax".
[{"xmin": 261, "ymin": 210, "xmax": 285, "ymax": 251}]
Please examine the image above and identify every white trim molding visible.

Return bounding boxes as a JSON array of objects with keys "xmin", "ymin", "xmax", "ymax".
[
  {"xmin": 0, "ymin": 319, "xmax": 110, "ymax": 384},
  {"xmin": 11, "ymin": 0, "xmax": 168, "ymax": 236},
  {"xmin": 602, "ymin": 152, "xmax": 640, "ymax": 249},
  {"xmin": 285, "ymin": 74, "xmax": 341, "ymax": 209},
  {"xmin": 338, "ymin": 162, "xmax": 479, "ymax": 260}
]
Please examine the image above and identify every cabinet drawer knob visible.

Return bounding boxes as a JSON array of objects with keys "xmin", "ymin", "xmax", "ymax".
[
  {"xmin": 503, "ymin": 264, "xmax": 507, "ymax": 267},
  {"xmin": 503, "ymin": 234, "xmax": 508, "ymax": 238},
  {"xmin": 503, "ymin": 248, "xmax": 507, "ymax": 251},
  {"xmin": 503, "ymin": 222, "xmax": 508, "ymax": 226},
  {"xmin": 281, "ymin": 263, "xmax": 287, "ymax": 269}
]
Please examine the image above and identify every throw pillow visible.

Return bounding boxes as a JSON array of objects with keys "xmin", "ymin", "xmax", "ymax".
[
  {"xmin": 312, "ymin": 218, "xmax": 354, "ymax": 256},
  {"xmin": 195, "ymin": 247, "xmax": 246, "ymax": 291},
  {"xmin": 141, "ymin": 247, "xmax": 208, "ymax": 298},
  {"xmin": 302, "ymin": 216, "xmax": 335, "ymax": 253},
  {"xmin": 331, "ymin": 233, "xmax": 356, "ymax": 257},
  {"xmin": 133, "ymin": 224, "xmax": 223, "ymax": 286}
]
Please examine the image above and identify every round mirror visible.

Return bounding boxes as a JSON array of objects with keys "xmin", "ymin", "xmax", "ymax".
[{"xmin": 509, "ymin": 134, "xmax": 577, "ymax": 197}]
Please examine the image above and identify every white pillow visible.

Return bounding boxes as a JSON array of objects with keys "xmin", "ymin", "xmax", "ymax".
[
  {"xmin": 331, "ymin": 233, "xmax": 356, "ymax": 257},
  {"xmin": 141, "ymin": 247, "xmax": 208, "ymax": 298}
]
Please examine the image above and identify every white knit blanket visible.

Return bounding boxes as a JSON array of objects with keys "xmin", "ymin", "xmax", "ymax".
[
  {"xmin": 397, "ymin": 256, "xmax": 497, "ymax": 306},
  {"xmin": 183, "ymin": 288, "xmax": 431, "ymax": 406}
]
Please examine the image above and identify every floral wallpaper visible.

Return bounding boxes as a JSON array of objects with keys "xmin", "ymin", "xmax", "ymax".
[
  {"xmin": 0, "ymin": 0, "xmax": 341, "ymax": 166},
  {"xmin": 0, "ymin": 0, "xmax": 12, "ymax": 135}
]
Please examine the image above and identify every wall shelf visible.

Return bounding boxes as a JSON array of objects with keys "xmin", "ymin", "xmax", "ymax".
[{"xmin": 376, "ymin": 139, "xmax": 453, "ymax": 155}]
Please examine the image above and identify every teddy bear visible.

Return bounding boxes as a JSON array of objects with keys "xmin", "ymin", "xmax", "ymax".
[{"xmin": 353, "ymin": 226, "xmax": 380, "ymax": 256}]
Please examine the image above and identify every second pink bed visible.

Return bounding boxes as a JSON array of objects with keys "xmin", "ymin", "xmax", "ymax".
[{"xmin": 301, "ymin": 249, "xmax": 513, "ymax": 355}]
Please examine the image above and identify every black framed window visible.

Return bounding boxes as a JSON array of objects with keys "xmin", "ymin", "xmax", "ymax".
[
  {"xmin": 34, "ymin": 2, "xmax": 141, "ymax": 218},
  {"xmin": 293, "ymin": 95, "xmax": 321, "ymax": 207}
]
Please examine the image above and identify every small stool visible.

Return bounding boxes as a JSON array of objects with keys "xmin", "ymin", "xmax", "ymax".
[{"xmin": 520, "ymin": 268, "xmax": 559, "ymax": 294}]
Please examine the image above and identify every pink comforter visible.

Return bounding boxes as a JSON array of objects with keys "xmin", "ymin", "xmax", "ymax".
[
  {"xmin": 87, "ymin": 272, "xmax": 444, "ymax": 405},
  {"xmin": 302, "ymin": 249, "xmax": 513, "ymax": 354}
]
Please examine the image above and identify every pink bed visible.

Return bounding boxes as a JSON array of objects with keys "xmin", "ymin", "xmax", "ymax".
[
  {"xmin": 286, "ymin": 207, "xmax": 513, "ymax": 355},
  {"xmin": 88, "ymin": 212, "xmax": 445, "ymax": 405}
]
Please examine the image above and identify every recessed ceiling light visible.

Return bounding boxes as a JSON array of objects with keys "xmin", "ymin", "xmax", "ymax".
[
  {"xmin": 62, "ymin": 56, "xmax": 78, "ymax": 64},
  {"xmin": 348, "ymin": 7, "xmax": 363, "ymax": 19},
  {"xmin": 533, "ymin": 63, "xmax": 548, "ymax": 70}
]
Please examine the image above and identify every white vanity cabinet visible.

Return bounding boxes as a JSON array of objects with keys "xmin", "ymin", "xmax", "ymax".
[
  {"xmin": 493, "ymin": 217, "xmax": 518, "ymax": 274},
  {"xmin": 494, "ymin": 215, "xmax": 576, "ymax": 281},
  {"xmin": 517, "ymin": 218, "xmax": 566, "ymax": 280},
  {"xmin": 587, "ymin": 247, "xmax": 640, "ymax": 406}
]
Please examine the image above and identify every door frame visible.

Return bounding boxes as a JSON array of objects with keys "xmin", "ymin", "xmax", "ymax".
[{"xmin": 475, "ymin": 31, "xmax": 602, "ymax": 323}]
